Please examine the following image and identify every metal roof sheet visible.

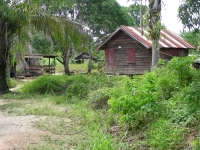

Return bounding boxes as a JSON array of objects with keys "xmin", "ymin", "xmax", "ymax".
[{"xmin": 97, "ymin": 25, "xmax": 195, "ymax": 50}]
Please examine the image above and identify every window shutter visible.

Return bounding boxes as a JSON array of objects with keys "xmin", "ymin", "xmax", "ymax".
[{"xmin": 126, "ymin": 48, "xmax": 135, "ymax": 63}]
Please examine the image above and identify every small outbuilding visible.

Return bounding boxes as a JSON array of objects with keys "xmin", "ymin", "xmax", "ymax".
[
  {"xmin": 12, "ymin": 54, "xmax": 57, "ymax": 77},
  {"xmin": 74, "ymin": 52, "xmax": 90, "ymax": 64},
  {"xmin": 74, "ymin": 52, "xmax": 98, "ymax": 64},
  {"xmin": 97, "ymin": 25, "xmax": 195, "ymax": 75}
]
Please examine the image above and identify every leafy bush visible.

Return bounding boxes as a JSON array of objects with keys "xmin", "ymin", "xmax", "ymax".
[
  {"xmin": 65, "ymin": 74, "xmax": 90, "ymax": 98},
  {"xmin": 21, "ymin": 73, "xmax": 120, "ymax": 101},
  {"xmin": 22, "ymin": 75, "xmax": 68, "ymax": 95},
  {"xmin": 155, "ymin": 57, "xmax": 196, "ymax": 100},
  {"xmin": 146, "ymin": 119, "xmax": 186, "ymax": 150},
  {"xmin": 170, "ymin": 82, "xmax": 200, "ymax": 127},
  {"xmin": 109, "ymin": 73, "xmax": 165, "ymax": 129},
  {"xmin": 108, "ymin": 56, "xmax": 198, "ymax": 129},
  {"xmin": 87, "ymin": 87, "xmax": 110, "ymax": 109}
]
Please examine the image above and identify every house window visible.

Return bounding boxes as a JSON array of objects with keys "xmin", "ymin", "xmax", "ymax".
[{"xmin": 126, "ymin": 48, "xmax": 135, "ymax": 63}]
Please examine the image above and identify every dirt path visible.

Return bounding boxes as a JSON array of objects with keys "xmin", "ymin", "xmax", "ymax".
[
  {"xmin": 0, "ymin": 100, "xmax": 52, "ymax": 150},
  {"xmin": 0, "ymin": 80, "xmax": 76, "ymax": 150}
]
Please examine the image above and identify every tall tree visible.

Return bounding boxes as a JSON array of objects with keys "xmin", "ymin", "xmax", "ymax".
[
  {"xmin": 122, "ymin": 4, "xmax": 148, "ymax": 27},
  {"xmin": 0, "ymin": 0, "xmax": 86, "ymax": 94},
  {"xmin": 39, "ymin": 2, "xmax": 88, "ymax": 75},
  {"xmin": 32, "ymin": 34, "xmax": 52, "ymax": 54},
  {"xmin": 181, "ymin": 30, "xmax": 200, "ymax": 48},
  {"xmin": 181, "ymin": 30, "xmax": 200, "ymax": 54},
  {"xmin": 130, "ymin": 0, "xmax": 162, "ymax": 68},
  {"xmin": 178, "ymin": 0, "xmax": 200, "ymax": 30},
  {"xmin": 73, "ymin": 0, "xmax": 134, "ymax": 40},
  {"xmin": 148, "ymin": 0, "xmax": 162, "ymax": 68}
]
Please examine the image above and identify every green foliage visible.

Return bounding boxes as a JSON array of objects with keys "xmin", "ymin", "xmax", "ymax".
[
  {"xmin": 178, "ymin": 0, "xmax": 200, "ymax": 30},
  {"xmin": 7, "ymin": 78, "xmax": 18, "ymax": 89},
  {"xmin": 0, "ymin": 0, "xmax": 88, "ymax": 94},
  {"xmin": 181, "ymin": 30, "xmax": 200, "ymax": 49},
  {"xmin": 23, "ymin": 100, "xmax": 67, "ymax": 117},
  {"xmin": 156, "ymin": 57, "xmax": 196, "ymax": 100},
  {"xmin": 69, "ymin": 101, "xmax": 125, "ymax": 150},
  {"xmin": 87, "ymin": 87, "xmax": 110, "ymax": 109},
  {"xmin": 147, "ymin": 119, "xmax": 186, "ymax": 150},
  {"xmin": 109, "ymin": 56, "xmax": 198, "ymax": 130},
  {"xmin": 65, "ymin": 74, "xmax": 90, "ymax": 98},
  {"xmin": 21, "ymin": 73, "xmax": 120, "ymax": 101},
  {"xmin": 22, "ymin": 75, "xmax": 67, "ymax": 95},
  {"xmin": 122, "ymin": 4, "xmax": 148, "ymax": 27},
  {"xmin": 32, "ymin": 34, "xmax": 51, "ymax": 54},
  {"xmin": 87, "ymin": 132, "xmax": 121, "ymax": 150},
  {"xmin": 72, "ymin": 0, "xmax": 135, "ymax": 38},
  {"xmin": 108, "ymin": 74, "xmax": 164, "ymax": 129},
  {"xmin": 170, "ymin": 81, "xmax": 200, "ymax": 127}
]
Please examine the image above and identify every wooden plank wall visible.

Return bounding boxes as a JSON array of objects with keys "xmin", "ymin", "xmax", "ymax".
[{"xmin": 104, "ymin": 31, "xmax": 151, "ymax": 75}]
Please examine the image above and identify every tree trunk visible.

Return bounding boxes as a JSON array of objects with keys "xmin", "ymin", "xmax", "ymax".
[
  {"xmin": 64, "ymin": 55, "xmax": 70, "ymax": 75},
  {"xmin": 149, "ymin": 0, "xmax": 161, "ymax": 69},
  {"xmin": 0, "ymin": 23, "xmax": 10, "ymax": 94},
  {"xmin": 87, "ymin": 44, "xmax": 92, "ymax": 73},
  {"xmin": 151, "ymin": 39, "xmax": 160, "ymax": 68},
  {"xmin": 0, "ymin": 57, "xmax": 9, "ymax": 94},
  {"xmin": 63, "ymin": 48, "xmax": 71, "ymax": 75}
]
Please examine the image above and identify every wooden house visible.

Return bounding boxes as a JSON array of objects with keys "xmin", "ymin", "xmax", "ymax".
[{"xmin": 97, "ymin": 25, "xmax": 194, "ymax": 75}]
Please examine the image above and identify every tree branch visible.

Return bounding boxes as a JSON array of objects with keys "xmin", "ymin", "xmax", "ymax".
[{"xmin": 56, "ymin": 58, "xmax": 64, "ymax": 65}]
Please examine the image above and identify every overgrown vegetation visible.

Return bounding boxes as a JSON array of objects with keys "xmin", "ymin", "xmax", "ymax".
[
  {"xmin": 108, "ymin": 56, "xmax": 200, "ymax": 149},
  {"xmin": 2, "ymin": 56, "xmax": 200, "ymax": 149}
]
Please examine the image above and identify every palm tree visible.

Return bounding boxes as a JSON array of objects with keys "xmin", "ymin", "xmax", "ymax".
[{"xmin": 0, "ymin": 0, "xmax": 86, "ymax": 94}]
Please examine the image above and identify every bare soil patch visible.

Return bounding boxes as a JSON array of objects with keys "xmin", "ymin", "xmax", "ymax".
[{"xmin": 0, "ymin": 99, "xmax": 60, "ymax": 150}]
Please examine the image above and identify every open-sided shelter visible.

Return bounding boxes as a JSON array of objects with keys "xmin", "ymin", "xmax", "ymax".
[
  {"xmin": 97, "ymin": 25, "xmax": 194, "ymax": 75},
  {"xmin": 15, "ymin": 54, "xmax": 56, "ymax": 77}
]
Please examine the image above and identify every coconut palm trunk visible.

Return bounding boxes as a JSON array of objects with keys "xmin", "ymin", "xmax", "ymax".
[
  {"xmin": 0, "ymin": 17, "xmax": 13, "ymax": 93},
  {"xmin": 0, "ymin": 1, "xmax": 87, "ymax": 93},
  {"xmin": 0, "ymin": 58, "xmax": 9, "ymax": 94}
]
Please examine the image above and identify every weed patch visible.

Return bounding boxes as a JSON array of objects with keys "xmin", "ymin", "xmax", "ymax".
[
  {"xmin": 146, "ymin": 119, "xmax": 186, "ymax": 150},
  {"xmin": 23, "ymin": 101, "xmax": 67, "ymax": 117}
]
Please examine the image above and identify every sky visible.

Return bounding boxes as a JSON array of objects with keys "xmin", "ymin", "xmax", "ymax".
[{"xmin": 116, "ymin": 0, "xmax": 183, "ymax": 34}]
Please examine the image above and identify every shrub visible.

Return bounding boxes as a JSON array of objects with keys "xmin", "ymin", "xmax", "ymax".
[
  {"xmin": 21, "ymin": 73, "xmax": 119, "ymax": 100},
  {"xmin": 108, "ymin": 74, "xmax": 165, "ymax": 129},
  {"xmin": 87, "ymin": 87, "xmax": 110, "ymax": 109},
  {"xmin": 22, "ymin": 75, "xmax": 67, "ymax": 95},
  {"xmin": 65, "ymin": 74, "xmax": 90, "ymax": 98},
  {"xmin": 108, "ymin": 56, "xmax": 198, "ymax": 130},
  {"xmin": 155, "ymin": 56, "xmax": 197, "ymax": 100},
  {"xmin": 146, "ymin": 119, "xmax": 186, "ymax": 150},
  {"xmin": 170, "ymin": 82, "xmax": 200, "ymax": 127}
]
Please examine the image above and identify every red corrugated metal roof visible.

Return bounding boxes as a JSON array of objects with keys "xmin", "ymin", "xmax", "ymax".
[{"xmin": 97, "ymin": 25, "xmax": 195, "ymax": 50}]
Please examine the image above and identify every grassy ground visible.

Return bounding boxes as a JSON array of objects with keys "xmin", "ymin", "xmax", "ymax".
[
  {"xmin": 1, "ymin": 93, "xmax": 127, "ymax": 149},
  {"xmin": 3, "ymin": 69, "xmax": 127, "ymax": 149},
  {"xmin": 56, "ymin": 60, "xmax": 99, "ymax": 74},
  {"xmin": 5, "ymin": 57, "xmax": 199, "ymax": 150}
]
